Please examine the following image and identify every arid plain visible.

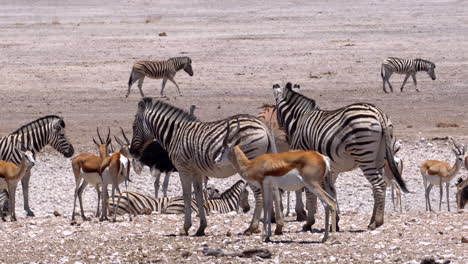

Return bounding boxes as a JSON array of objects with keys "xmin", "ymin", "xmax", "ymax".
[{"xmin": 0, "ymin": 0, "xmax": 467, "ymax": 263}]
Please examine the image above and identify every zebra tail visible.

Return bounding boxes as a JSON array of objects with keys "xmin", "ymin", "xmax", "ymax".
[
  {"xmin": 128, "ymin": 68, "xmax": 135, "ymax": 87},
  {"xmin": 383, "ymin": 128, "xmax": 410, "ymax": 193}
]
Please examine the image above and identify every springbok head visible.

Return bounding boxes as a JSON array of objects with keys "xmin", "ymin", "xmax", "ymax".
[
  {"xmin": 214, "ymin": 119, "xmax": 242, "ymax": 165},
  {"xmin": 450, "ymin": 138, "xmax": 466, "ymax": 163},
  {"xmin": 93, "ymin": 127, "xmax": 111, "ymax": 157}
]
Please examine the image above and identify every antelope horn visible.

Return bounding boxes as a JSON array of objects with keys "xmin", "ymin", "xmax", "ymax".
[
  {"xmin": 97, "ymin": 127, "xmax": 104, "ymax": 144},
  {"xmin": 93, "ymin": 137, "xmax": 99, "ymax": 146},
  {"xmin": 106, "ymin": 127, "xmax": 111, "ymax": 145},
  {"xmin": 120, "ymin": 127, "xmax": 130, "ymax": 145}
]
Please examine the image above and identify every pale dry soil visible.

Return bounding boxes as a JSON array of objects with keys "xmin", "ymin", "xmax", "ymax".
[{"xmin": 0, "ymin": 0, "xmax": 468, "ymax": 263}]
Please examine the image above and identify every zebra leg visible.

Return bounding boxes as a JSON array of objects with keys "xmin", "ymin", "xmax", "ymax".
[
  {"xmin": 363, "ymin": 168, "xmax": 386, "ymax": 230},
  {"xmin": 302, "ymin": 189, "xmax": 316, "ymax": 231},
  {"xmin": 137, "ymin": 77, "xmax": 145, "ymax": 97},
  {"xmin": 193, "ymin": 176, "xmax": 207, "ymax": 236},
  {"xmin": 162, "ymin": 171, "xmax": 171, "ymax": 198},
  {"xmin": 151, "ymin": 167, "xmax": 162, "ymax": 198},
  {"xmin": 383, "ymin": 71, "xmax": 393, "ymax": 93},
  {"xmin": 20, "ymin": 168, "xmax": 34, "ymax": 217},
  {"xmin": 244, "ymin": 183, "xmax": 262, "ymax": 235},
  {"xmin": 160, "ymin": 77, "xmax": 168, "ymax": 97},
  {"xmin": 295, "ymin": 189, "xmax": 307, "ymax": 221},
  {"xmin": 400, "ymin": 73, "xmax": 410, "ymax": 92},
  {"xmin": 411, "ymin": 74, "xmax": 419, "ymax": 92},
  {"xmin": 178, "ymin": 171, "xmax": 193, "ymax": 236},
  {"xmin": 168, "ymin": 76, "xmax": 182, "ymax": 96}
]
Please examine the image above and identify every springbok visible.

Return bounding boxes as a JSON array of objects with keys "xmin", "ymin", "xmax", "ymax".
[
  {"xmin": 420, "ymin": 139, "xmax": 465, "ymax": 212},
  {"xmin": 215, "ymin": 120, "xmax": 337, "ymax": 242},
  {"xmin": 99, "ymin": 128, "xmax": 131, "ymax": 222},
  {"xmin": 71, "ymin": 128, "xmax": 111, "ymax": 221},
  {"xmin": 0, "ymin": 144, "xmax": 35, "ymax": 221}
]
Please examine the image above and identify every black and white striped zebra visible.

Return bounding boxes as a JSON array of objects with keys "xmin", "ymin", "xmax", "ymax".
[
  {"xmin": 381, "ymin": 57, "xmax": 436, "ymax": 93},
  {"xmin": 109, "ymin": 180, "xmax": 249, "ymax": 215},
  {"xmin": 273, "ymin": 83, "xmax": 409, "ymax": 230},
  {"xmin": 126, "ymin": 56, "xmax": 193, "ymax": 98},
  {"xmin": 129, "ymin": 98, "xmax": 280, "ymax": 236},
  {"xmin": 0, "ymin": 115, "xmax": 74, "ymax": 216}
]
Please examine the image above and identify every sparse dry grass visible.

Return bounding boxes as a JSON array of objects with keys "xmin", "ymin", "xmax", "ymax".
[
  {"xmin": 436, "ymin": 122, "xmax": 459, "ymax": 128},
  {"xmin": 51, "ymin": 20, "xmax": 61, "ymax": 25}
]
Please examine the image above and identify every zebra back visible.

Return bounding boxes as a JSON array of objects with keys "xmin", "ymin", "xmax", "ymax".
[
  {"xmin": 0, "ymin": 115, "xmax": 74, "ymax": 165},
  {"xmin": 130, "ymin": 98, "xmax": 276, "ymax": 173}
]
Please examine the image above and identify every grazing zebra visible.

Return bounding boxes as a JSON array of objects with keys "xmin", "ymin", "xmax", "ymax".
[
  {"xmin": 126, "ymin": 56, "xmax": 193, "ymax": 98},
  {"xmin": 129, "ymin": 98, "xmax": 282, "ymax": 236},
  {"xmin": 273, "ymin": 83, "xmax": 409, "ymax": 230},
  {"xmin": 109, "ymin": 180, "xmax": 249, "ymax": 215},
  {"xmin": 131, "ymin": 104, "xmax": 200, "ymax": 198},
  {"xmin": 381, "ymin": 57, "xmax": 436, "ymax": 93},
  {"xmin": 0, "ymin": 115, "xmax": 74, "ymax": 216}
]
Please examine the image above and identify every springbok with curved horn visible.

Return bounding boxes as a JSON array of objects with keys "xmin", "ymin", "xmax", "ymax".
[
  {"xmin": 99, "ymin": 128, "xmax": 132, "ymax": 222},
  {"xmin": 420, "ymin": 138, "xmax": 466, "ymax": 212},
  {"xmin": 0, "ymin": 144, "xmax": 35, "ymax": 221},
  {"xmin": 215, "ymin": 120, "xmax": 337, "ymax": 242},
  {"xmin": 71, "ymin": 128, "xmax": 111, "ymax": 221}
]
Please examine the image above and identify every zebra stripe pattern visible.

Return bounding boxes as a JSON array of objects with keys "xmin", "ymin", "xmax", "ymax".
[
  {"xmin": 0, "ymin": 115, "xmax": 74, "ymax": 216},
  {"xmin": 109, "ymin": 180, "xmax": 249, "ymax": 215},
  {"xmin": 273, "ymin": 82, "xmax": 408, "ymax": 230},
  {"xmin": 129, "ymin": 98, "xmax": 277, "ymax": 236},
  {"xmin": 126, "ymin": 56, "xmax": 193, "ymax": 97},
  {"xmin": 381, "ymin": 57, "xmax": 436, "ymax": 93}
]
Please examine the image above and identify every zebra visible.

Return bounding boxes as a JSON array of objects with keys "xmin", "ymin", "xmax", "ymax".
[
  {"xmin": 273, "ymin": 82, "xmax": 409, "ymax": 230},
  {"xmin": 109, "ymin": 180, "xmax": 249, "ymax": 215},
  {"xmin": 126, "ymin": 56, "xmax": 193, "ymax": 98},
  {"xmin": 131, "ymin": 104, "xmax": 200, "ymax": 198},
  {"xmin": 0, "ymin": 115, "xmax": 74, "ymax": 216},
  {"xmin": 129, "ymin": 98, "xmax": 282, "ymax": 236},
  {"xmin": 381, "ymin": 57, "xmax": 436, "ymax": 93}
]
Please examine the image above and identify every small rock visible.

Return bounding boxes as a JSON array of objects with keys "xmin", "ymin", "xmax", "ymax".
[
  {"xmin": 181, "ymin": 251, "xmax": 191, "ymax": 258},
  {"xmin": 461, "ymin": 237, "xmax": 468, "ymax": 243},
  {"xmin": 159, "ymin": 32, "xmax": 167, "ymax": 36},
  {"xmin": 226, "ymin": 230, "xmax": 232, "ymax": 237},
  {"xmin": 53, "ymin": 210, "xmax": 62, "ymax": 217}
]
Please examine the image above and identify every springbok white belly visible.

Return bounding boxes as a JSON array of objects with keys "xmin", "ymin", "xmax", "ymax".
[
  {"xmin": 80, "ymin": 170, "xmax": 102, "ymax": 185},
  {"xmin": 263, "ymin": 169, "xmax": 305, "ymax": 191},
  {"xmin": 425, "ymin": 173, "xmax": 454, "ymax": 185}
]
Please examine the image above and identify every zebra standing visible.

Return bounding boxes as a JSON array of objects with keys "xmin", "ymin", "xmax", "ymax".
[
  {"xmin": 129, "ymin": 98, "xmax": 283, "ymax": 236},
  {"xmin": 381, "ymin": 57, "xmax": 436, "ymax": 93},
  {"xmin": 273, "ymin": 83, "xmax": 409, "ymax": 230},
  {"xmin": 110, "ymin": 180, "xmax": 249, "ymax": 216},
  {"xmin": 126, "ymin": 56, "xmax": 193, "ymax": 98},
  {"xmin": 0, "ymin": 115, "xmax": 74, "ymax": 216}
]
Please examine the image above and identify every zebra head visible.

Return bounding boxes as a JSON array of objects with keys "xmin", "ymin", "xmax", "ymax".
[
  {"xmin": 427, "ymin": 63, "xmax": 436, "ymax": 80},
  {"xmin": 183, "ymin": 57, "xmax": 193, "ymax": 76},
  {"xmin": 49, "ymin": 118, "xmax": 74, "ymax": 158},
  {"xmin": 130, "ymin": 99, "xmax": 155, "ymax": 159},
  {"xmin": 214, "ymin": 120, "xmax": 242, "ymax": 165}
]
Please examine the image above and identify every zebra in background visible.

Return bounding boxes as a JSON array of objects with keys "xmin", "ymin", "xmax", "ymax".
[
  {"xmin": 109, "ymin": 180, "xmax": 248, "ymax": 216},
  {"xmin": 0, "ymin": 115, "xmax": 74, "ymax": 216},
  {"xmin": 381, "ymin": 57, "xmax": 436, "ymax": 93},
  {"xmin": 273, "ymin": 83, "xmax": 409, "ymax": 230},
  {"xmin": 129, "ymin": 98, "xmax": 282, "ymax": 236},
  {"xmin": 126, "ymin": 56, "xmax": 193, "ymax": 98}
]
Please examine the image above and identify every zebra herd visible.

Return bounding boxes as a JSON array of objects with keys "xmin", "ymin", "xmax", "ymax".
[{"xmin": 2, "ymin": 54, "xmax": 460, "ymax": 243}]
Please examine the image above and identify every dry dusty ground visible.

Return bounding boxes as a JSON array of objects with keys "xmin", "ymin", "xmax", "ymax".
[{"xmin": 0, "ymin": 0, "xmax": 468, "ymax": 263}]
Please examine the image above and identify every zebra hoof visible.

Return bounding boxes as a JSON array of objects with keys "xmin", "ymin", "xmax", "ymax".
[
  {"xmin": 302, "ymin": 224, "xmax": 312, "ymax": 232},
  {"xmin": 274, "ymin": 227, "xmax": 283, "ymax": 235},
  {"xmin": 243, "ymin": 227, "xmax": 260, "ymax": 235},
  {"xmin": 194, "ymin": 229, "xmax": 206, "ymax": 237},
  {"xmin": 26, "ymin": 211, "xmax": 35, "ymax": 217},
  {"xmin": 179, "ymin": 230, "xmax": 189, "ymax": 236},
  {"xmin": 296, "ymin": 209, "xmax": 307, "ymax": 221}
]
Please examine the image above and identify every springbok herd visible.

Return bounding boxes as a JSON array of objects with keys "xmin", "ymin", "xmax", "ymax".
[{"xmin": 0, "ymin": 56, "xmax": 467, "ymax": 244}]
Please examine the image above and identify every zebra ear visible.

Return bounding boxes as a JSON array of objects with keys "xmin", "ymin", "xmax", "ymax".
[
  {"xmin": 285, "ymin": 82, "xmax": 292, "ymax": 90},
  {"xmin": 138, "ymin": 100, "xmax": 147, "ymax": 113}
]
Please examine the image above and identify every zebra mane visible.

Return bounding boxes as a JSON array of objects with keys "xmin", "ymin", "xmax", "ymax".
[
  {"xmin": 10, "ymin": 115, "xmax": 63, "ymax": 135},
  {"xmin": 415, "ymin": 58, "xmax": 435, "ymax": 68},
  {"xmin": 283, "ymin": 83, "xmax": 318, "ymax": 111},
  {"xmin": 218, "ymin": 180, "xmax": 245, "ymax": 200},
  {"xmin": 140, "ymin": 98, "xmax": 199, "ymax": 123}
]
